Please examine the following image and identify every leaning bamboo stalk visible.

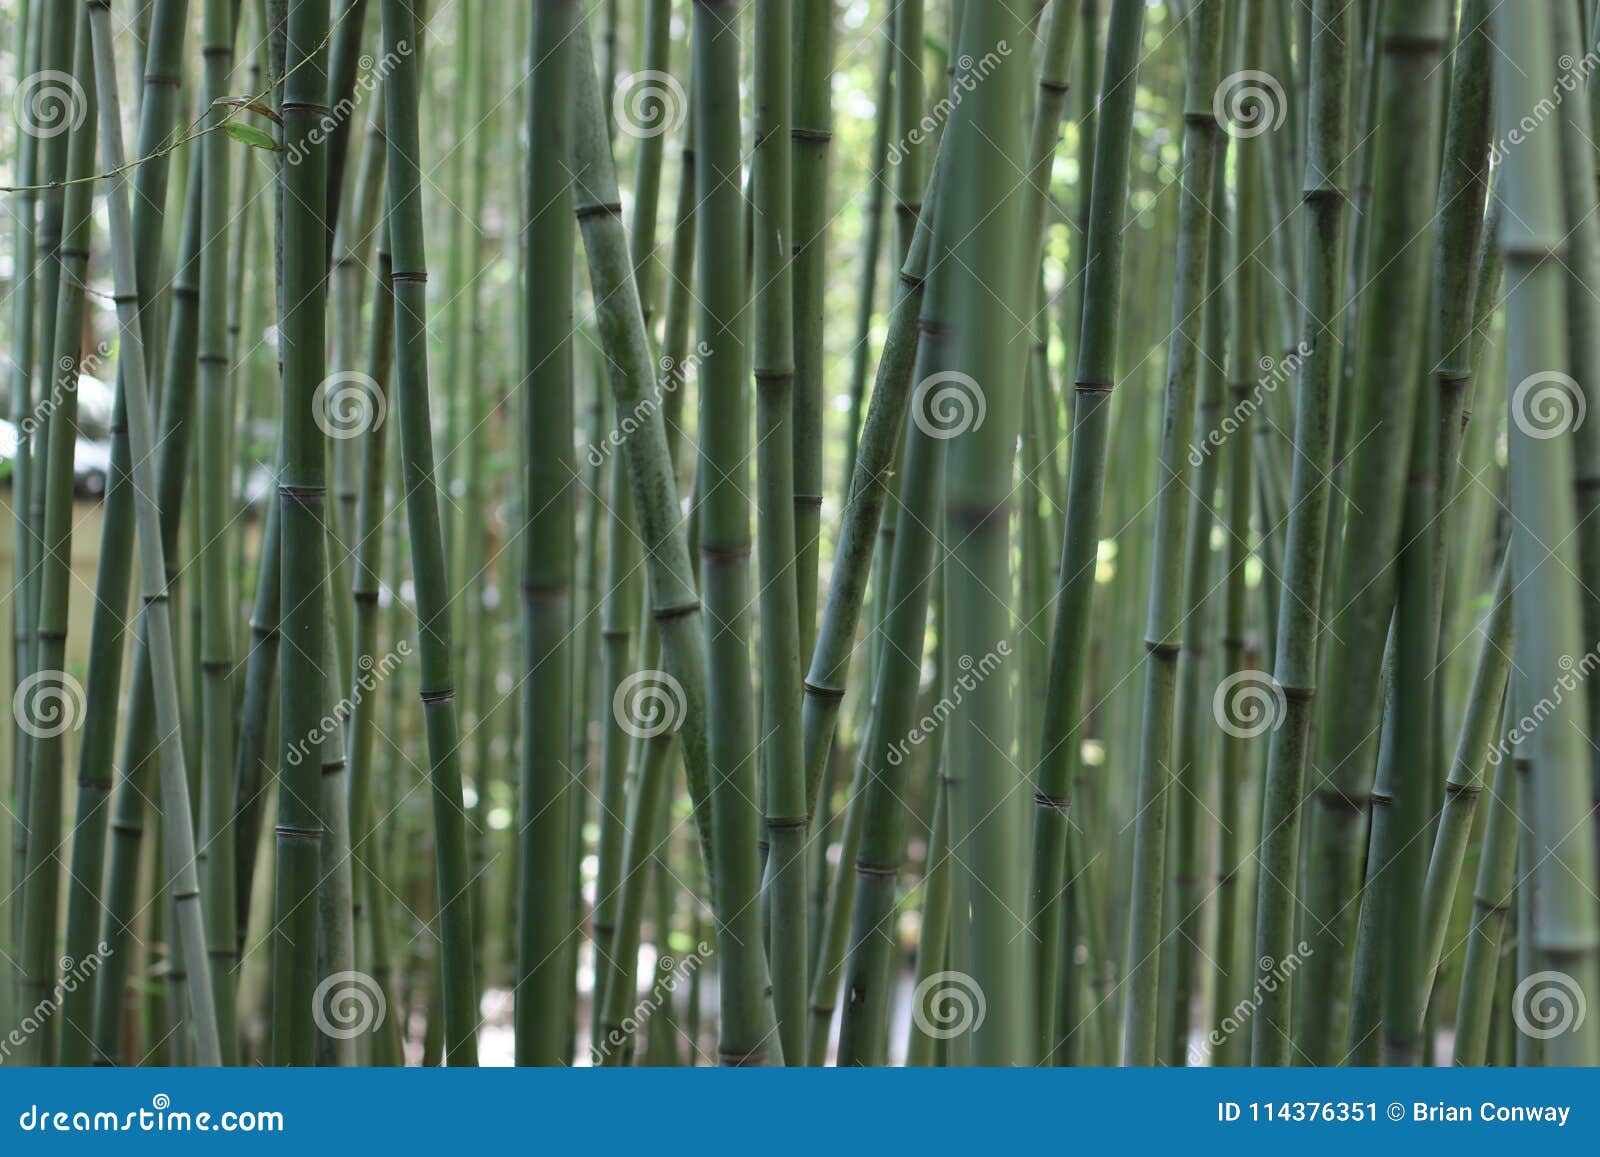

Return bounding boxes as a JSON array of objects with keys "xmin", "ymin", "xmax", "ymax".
[
  {"xmin": 570, "ymin": 17, "xmax": 716, "ymax": 880},
  {"xmin": 799, "ymin": 142, "xmax": 946, "ymax": 822},
  {"xmin": 84, "ymin": 0, "xmax": 222, "ymax": 1067},
  {"xmin": 1419, "ymin": 557, "xmax": 1511, "ymax": 1003},
  {"xmin": 62, "ymin": 6, "xmax": 196, "ymax": 1053},
  {"xmin": 1118, "ymin": 0, "xmax": 1223, "ymax": 1067},
  {"xmin": 1450, "ymin": 697, "xmax": 1520, "ymax": 1066},
  {"xmin": 378, "ymin": 0, "xmax": 480, "ymax": 1067},
  {"xmin": 1293, "ymin": 0, "xmax": 1450, "ymax": 1066},
  {"xmin": 89, "ymin": 159, "xmax": 206, "ymax": 1064}
]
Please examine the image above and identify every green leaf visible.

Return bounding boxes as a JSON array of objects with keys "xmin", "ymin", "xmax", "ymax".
[{"xmin": 224, "ymin": 122, "xmax": 280, "ymax": 152}]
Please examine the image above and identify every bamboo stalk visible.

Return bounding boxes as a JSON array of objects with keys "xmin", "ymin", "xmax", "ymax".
[
  {"xmin": 515, "ymin": 0, "xmax": 578, "ymax": 1067},
  {"xmin": 378, "ymin": 0, "xmax": 480, "ymax": 1067},
  {"xmin": 1118, "ymin": 0, "xmax": 1223, "ymax": 1067},
  {"xmin": 1294, "ymin": 0, "xmax": 1450, "ymax": 1066},
  {"xmin": 1495, "ymin": 0, "xmax": 1600, "ymax": 1067},
  {"xmin": 1029, "ymin": 0, "xmax": 1147, "ymax": 1061},
  {"xmin": 85, "ymin": 0, "xmax": 222, "ymax": 1066}
]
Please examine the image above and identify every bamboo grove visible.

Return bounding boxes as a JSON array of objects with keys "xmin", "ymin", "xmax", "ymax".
[{"xmin": 0, "ymin": 0, "xmax": 1596, "ymax": 1069}]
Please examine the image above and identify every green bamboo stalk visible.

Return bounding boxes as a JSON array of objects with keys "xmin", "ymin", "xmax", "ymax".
[
  {"xmin": 11, "ymin": 0, "xmax": 75, "ymax": 926},
  {"xmin": 791, "ymin": 0, "xmax": 833, "ymax": 663},
  {"xmin": 1161, "ymin": 124, "xmax": 1232, "ymax": 1068},
  {"xmin": 1419, "ymin": 558, "xmax": 1511, "ymax": 1004},
  {"xmin": 198, "ymin": 0, "xmax": 240, "ymax": 1064},
  {"xmin": 6, "ymin": 2, "xmax": 41, "ymax": 905},
  {"xmin": 1242, "ymin": 0, "xmax": 1351, "ymax": 1066},
  {"xmin": 1029, "ymin": 0, "xmax": 1147, "ymax": 1061},
  {"xmin": 753, "ymin": 0, "xmax": 808, "ymax": 1065},
  {"xmin": 1294, "ymin": 0, "xmax": 1450, "ymax": 1066},
  {"xmin": 841, "ymin": 22, "xmax": 895, "ymax": 493},
  {"xmin": 694, "ymin": 0, "xmax": 781, "ymax": 1065},
  {"xmin": 803, "ymin": 741, "xmax": 869, "ymax": 1063},
  {"xmin": 940, "ymin": 0, "xmax": 1032, "ymax": 1066},
  {"xmin": 379, "ymin": 0, "xmax": 479, "ymax": 1067},
  {"xmin": 1496, "ymin": 0, "xmax": 1600, "ymax": 1067},
  {"xmin": 89, "ymin": 159, "xmax": 206, "ymax": 1065},
  {"xmin": 1451, "ymin": 696, "xmax": 1520, "ymax": 1066},
  {"xmin": 1118, "ymin": 0, "xmax": 1223, "ymax": 1067},
  {"xmin": 570, "ymin": 16, "xmax": 716, "ymax": 883},
  {"xmin": 85, "ymin": 0, "xmax": 222, "ymax": 1066},
  {"xmin": 799, "ymin": 142, "xmax": 946, "ymax": 823},
  {"xmin": 346, "ymin": 234, "xmax": 400, "ymax": 1067},
  {"xmin": 17, "ymin": 10, "xmax": 94, "ymax": 1068},
  {"xmin": 269, "ymin": 0, "xmax": 333, "ymax": 1067},
  {"xmin": 515, "ymin": 0, "xmax": 578, "ymax": 1067}
]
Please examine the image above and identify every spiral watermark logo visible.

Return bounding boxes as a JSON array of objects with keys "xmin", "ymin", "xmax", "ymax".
[
  {"xmin": 612, "ymin": 669, "xmax": 686, "ymax": 739},
  {"xmin": 313, "ymin": 370, "xmax": 387, "ymax": 440},
  {"xmin": 589, "ymin": 940, "xmax": 712, "ymax": 1064},
  {"xmin": 1513, "ymin": 970, "xmax": 1587, "ymax": 1040},
  {"xmin": 13, "ymin": 70, "xmax": 87, "ymax": 139},
  {"xmin": 312, "ymin": 970, "xmax": 387, "ymax": 1039},
  {"xmin": 12, "ymin": 670, "xmax": 86, "ymax": 739},
  {"xmin": 1212, "ymin": 70, "xmax": 1287, "ymax": 139},
  {"xmin": 911, "ymin": 970, "xmax": 987, "ymax": 1039},
  {"xmin": 613, "ymin": 70, "xmax": 687, "ymax": 140},
  {"xmin": 1511, "ymin": 371, "xmax": 1585, "ymax": 440},
  {"xmin": 911, "ymin": 371, "xmax": 986, "ymax": 440},
  {"xmin": 1212, "ymin": 669, "xmax": 1285, "ymax": 739}
]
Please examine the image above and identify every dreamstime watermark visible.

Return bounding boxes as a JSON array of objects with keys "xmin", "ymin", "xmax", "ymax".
[
  {"xmin": 613, "ymin": 70, "xmax": 688, "ymax": 140},
  {"xmin": 912, "ymin": 970, "xmax": 987, "ymax": 1039},
  {"xmin": 612, "ymin": 668, "xmax": 687, "ymax": 739},
  {"xmin": 13, "ymin": 70, "xmax": 86, "ymax": 139},
  {"xmin": 283, "ymin": 641, "xmax": 410, "ymax": 767},
  {"xmin": 589, "ymin": 940, "xmax": 712, "ymax": 1063},
  {"xmin": 1486, "ymin": 48, "xmax": 1600, "ymax": 167},
  {"xmin": 285, "ymin": 43, "xmax": 411, "ymax": 166},
  {"xmin": 884, "ymin": 642, "xmax": 1011, "ymax": 767},
  {"xmin": 1189, "ymin": 942, "xmax": 1311, "ymax": 1064},
  {"xmin": 1484, "ymin": 643, "xmax": 1600, "ymax": 766},
  {"xmin": 313, "ymin": 370, "xmax": 388, "ymax": 439},
  {"xmin": 0, "ymin": 944, "xmax": 113, "ymax": 1062},
  {"xmin": 911, "ymin": 371, "xmax": 987, "ymax": 440},
  {"xmin": 12, "ymin": 669, "xmax": 87, "ymax": 740},
  {"xmin": 17, "ymin": 340, "xmax": 113, "ymax": 440},
  {"xmin": 585, "ymin": 342, "xmax": 710, "ymax": 468},
  {"xmin": 1510, "ymin": 370, "xmax": 1586, "ymax": 440},
  {"xmin": 1189, "ymin": 341, "xmax": 1311, "ymax": 465},
  {"xmin": 312, "ymin": 970, "xmax": 387, "ymax": 1039},
  {"xmin": 18, "ymin": 1094, "xmax": 283, "ymax": 1134},
  {"xmin": 1512, "ymin": 970, "xmax": 1587, "ymax": 1040},
  {"xmin": 1212, "ymin": 669, "xmax": 1286, "ymax": 739},
  {"xmin": 885, "ymin": 42, "xmax": 1013, "ymax": 168},
  {"xmin": 1212, "ymin": 70, "xmax": 1288, "ymax": 139}
]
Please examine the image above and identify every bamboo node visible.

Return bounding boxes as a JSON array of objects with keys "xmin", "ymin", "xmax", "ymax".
[
  {"xmin": 803, "ymin": 681, "xmax": 845, "ymax": 701},
  {"xmin": 419, "ymin": 687, "xmax": 456, "ymax": 705},
  {"xmin": 275, "ymin": 825, "xmax": 323, "ymax": 844},
  {"xmin": 1033, "ymin": 790, "xmax": 1072, "ymax": 814}
]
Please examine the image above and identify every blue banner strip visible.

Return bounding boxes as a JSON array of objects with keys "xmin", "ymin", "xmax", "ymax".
[{"xmin": 3, "ymin": 1067, "xmax": 1598, "ymax": 1153}]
